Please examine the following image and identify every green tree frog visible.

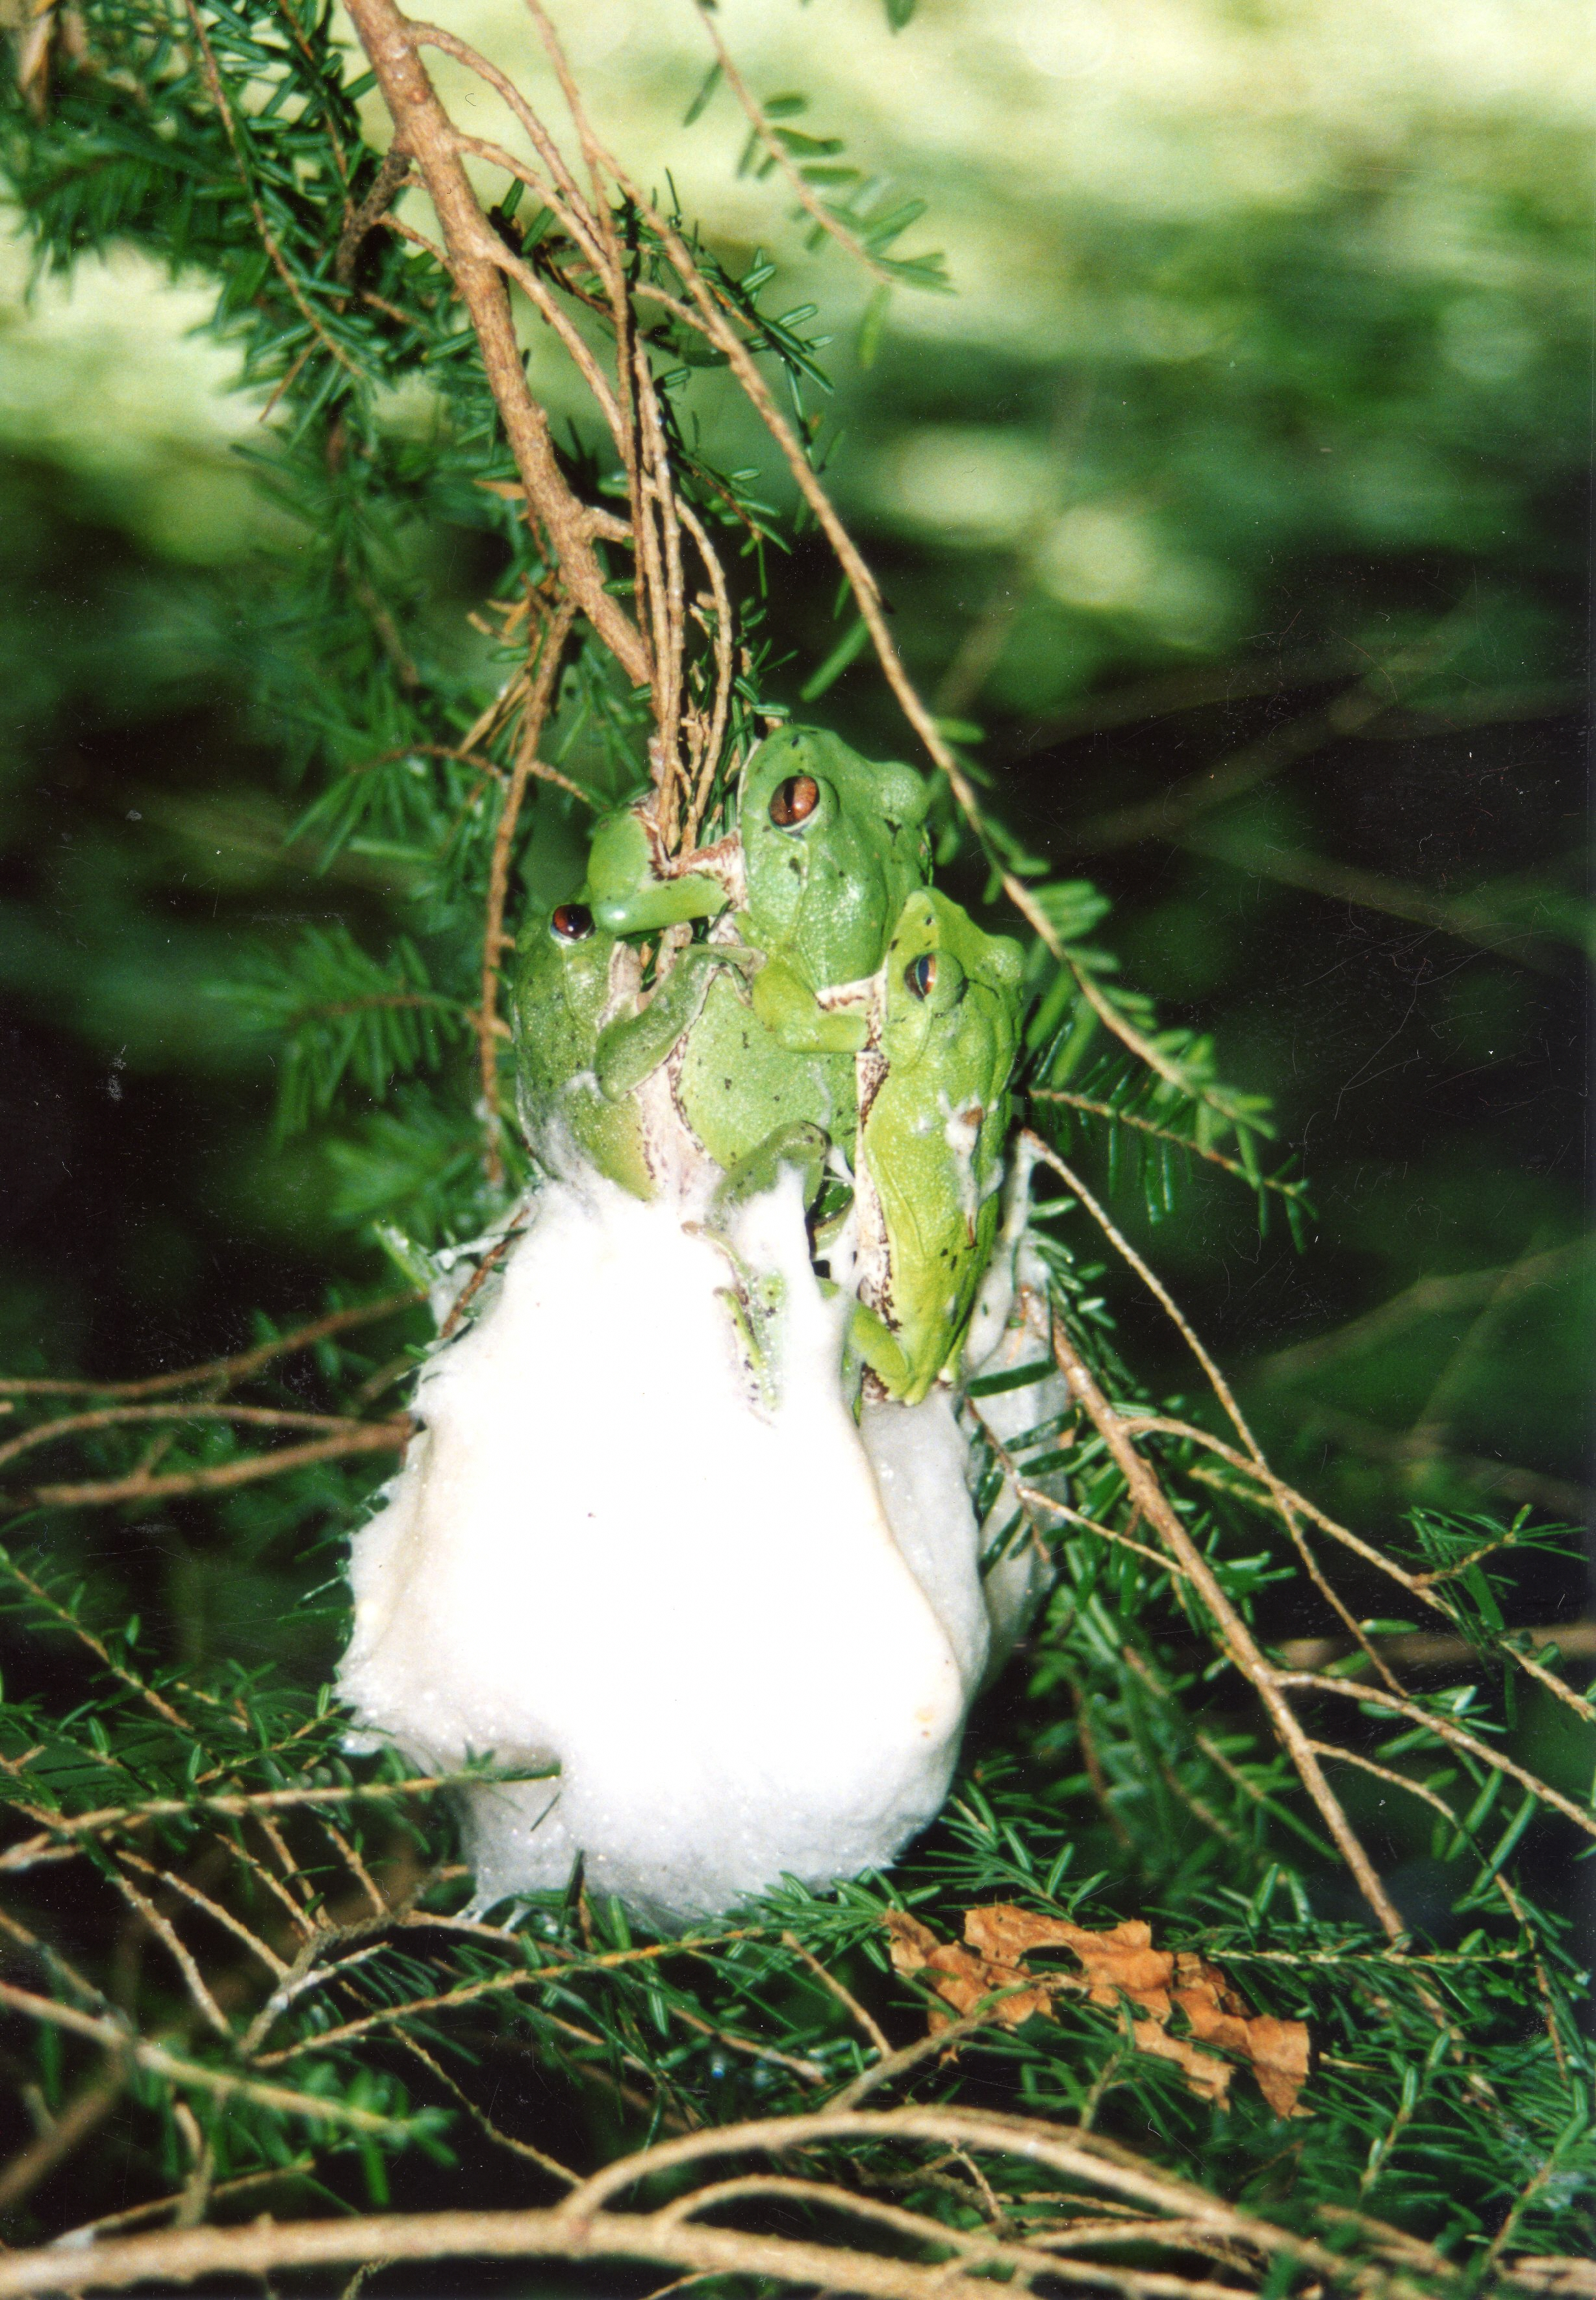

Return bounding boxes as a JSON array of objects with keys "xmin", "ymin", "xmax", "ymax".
[
  {"xmin": 511, "ymin": 898, "xmax": 750, "ymax": 1198},
  {"xmin": 735, "ymin": 726, "xmax": 931, "ymax": 1055},
  {"xmin": 849, "ymin": 887, "xmax": 1024, "ymax": 1404}
]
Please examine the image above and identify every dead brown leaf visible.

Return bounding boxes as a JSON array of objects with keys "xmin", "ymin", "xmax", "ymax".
[{"xmin": 883, "ymin": 1903, "xmax": 1310, "ymax": 2117}]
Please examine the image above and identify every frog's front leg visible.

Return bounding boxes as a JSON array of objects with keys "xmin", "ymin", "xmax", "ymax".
[
  {"xmin": 585, "ymin": 809, "xmax": 727, "ymax": 935},
  {"xmin": 592, "ymin": 944, "xmax": 752, "ymax": 1101},
  {"xmin": 748, "ymin": 952, "xmax": 868, "ymax": 1055}
]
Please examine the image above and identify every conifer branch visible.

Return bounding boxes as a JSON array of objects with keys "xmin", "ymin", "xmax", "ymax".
[
  {"xmin": 689, "ymin": 1, "xmax": 903, "ymax": 287},
  {"xmin": 1047, "ymin": 1319, "xmax": 1409, "ymax": 1942}
]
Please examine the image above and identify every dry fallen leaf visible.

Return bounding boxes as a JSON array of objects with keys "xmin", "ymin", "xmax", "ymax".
[{"xmin": 884, "ymin": 1902, "xmax": 1310, "ymax": 2117}]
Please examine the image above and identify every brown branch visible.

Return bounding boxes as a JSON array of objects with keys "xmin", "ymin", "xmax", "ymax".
[
  {"xmin": 0, "ymin": 2207, "xmax": 1193, "ymax": 2300},
  {"xmin": 335, "ymin": 143, "xmax": 413, "ymax": 284},
  {"xmin": 779, "ymin": 1930, "xmax": 891, "ymax": 2060},
  {"xmin": 0, "ymin": 1291, "xmax": 421, "ymax": 1400},
  {"xmin": 650, "ymin": 2173, "xmax": 1247, "ymax": 2300},
  {"xmin": 677, "ymin": 501, "xmax": 735, "ymax": 841},
  {"xmin": 0, "ymin": 1402, "xmax": 403, "ymax": 1476},
  {"xmin": 0, "ymin": 1980, "xmax": 405, "ymax": 2138},
  {"xmin": 100, "ymin": 1867, "xmax": 231, "ymax": 2040},
  {"xmin": 0, "ymin": 2104, "xmax": 1372, "ymax": 2300},
  {"xmin": 118, "ymin": 1851, "xmax": 289, "ymax": 1982},
  {"xmin": 1047, "ymin": 1319, "xmax": 1408, "ymax": 1941},
  {"xmin": 592, "ymin": 161, "xmax": 1063, "ymax": 954},
  {"xmin": 0, "ymin": 2067, "xmax": 123, "ymax": 2216},
  {"xmin": 29, "ymin": 1421, "xmax": 411, "ymax": 1509},
  {"xmin": 437, "ymin": 1218, "xmax": 531, "ymax": 1343},
  {"xmin": 394, "ymin": 2033, "xmax": 577, "ymax": 2185},
  {"xmin": 477, "ymin": 600, "xmax": 575, "ymax": 1184},
  {"xmin": 0, "ymin": 2104, "xmax": 1340, "ymax": 2300},
  {"xmin": 1030, "ymin": 1139, "xmax": 1404, "ymax": 1696},
  {"xmin": 0, "ymin": 1771, "xmax": 470, "ymax": 1871},
  {"xmin": 1277, "ymin": 1622, "xmax": 1596, "ymax": 1672},
  {"xmin": 1028, "ymin": 1089, "xmax": 1307, "ymax": 1202},
  {"xmin": 1275, "ymin": 1674, "xmax": 1596, "ymax": 1844},
  {"xmin": 0, "ymin": 1556, "xmax": 190, "ymax": 1731},
  {"xmin": 253, "ymin": 1930, "xmax": 749, "ymax": 2067},
  {"xmin": 44, "ymin": 2158, "xmax": 312, "ymax": 2254},
  {"xmin": 340, "ymin": 0, "xmax": 650, "ymax": 686},
  {"xmin": 1145, "ymin": 1415, "xmax": 1596, "ymax": 1726}
]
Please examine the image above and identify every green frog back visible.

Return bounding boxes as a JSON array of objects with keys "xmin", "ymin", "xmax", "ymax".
[{"xmin": 851, "ymin": 887, "xmax": 1024, "ymax": 1402}]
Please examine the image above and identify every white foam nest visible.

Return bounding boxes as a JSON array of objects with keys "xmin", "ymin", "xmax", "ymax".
[{"xmin": 336, "ymin": 1166, "xmax": 1049, "ymax": 1927}]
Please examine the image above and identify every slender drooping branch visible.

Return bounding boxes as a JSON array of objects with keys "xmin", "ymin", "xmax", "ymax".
[
  {"xmin": 1048, "ymin": 1319, "xmax": 1408, "ymax": 1943},
  {"xmin": 0, "ymin": 2103, "xmax": 1363, "ymax": 2300}
]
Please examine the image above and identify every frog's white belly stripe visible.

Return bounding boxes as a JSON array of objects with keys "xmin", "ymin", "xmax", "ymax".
[{"xmin": 337, "ymin": 1168, "xmax": 984, "ymax": 1926}]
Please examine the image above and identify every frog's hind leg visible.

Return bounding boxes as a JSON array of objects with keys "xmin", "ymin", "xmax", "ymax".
[
  {"xmin": 709, "ymin": 1120, "xmax": 830, "ymax": 1224},
  {"xmin": 846, "ymin": 1298, "xmax": 915, "ymax": 1402},
  {"xmin": 594, "ymin": 944, "xmax": 750, "ymax": 1100}
]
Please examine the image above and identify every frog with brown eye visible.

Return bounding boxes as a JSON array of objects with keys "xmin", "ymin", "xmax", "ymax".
[
  {"xmin": 511, "ymin": 897, "xmax": 753, "ymax": 1198},
  {"xmin": 732, "ymin": 726, "xmax": 933, "ymax": 1055},
  {"xmin": 550, "ymin": 902, "xmax": 595, "ymax": 942},
  {"xmin": 847, "ymin": 887, "xmax": 1024, "ymax": 1403}
]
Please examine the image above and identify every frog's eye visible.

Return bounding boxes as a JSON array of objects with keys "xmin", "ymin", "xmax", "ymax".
[
  {"xmin": 770, "ymin": 774, "xmax": 820, "ymax": 829},
  {"xmin": 551, "ymin": 902, "xmax": 595, "ymax": 942},
  {"xmin": 905, "ymin": 953, "xmax": 937, "ymax": 1000}
]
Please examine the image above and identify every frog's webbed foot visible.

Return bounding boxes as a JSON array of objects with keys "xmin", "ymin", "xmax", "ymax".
[
  {"xmin": 749, "ymin": 955, "xmax": 869, "ymax": 1055},
  {"xmin": 593, "ymin": 942, "xmax": 754, "ymax": 1102},
  {"xmin": 709, "ymin": 1121, "xmax": 830, "ymax": 1227}
]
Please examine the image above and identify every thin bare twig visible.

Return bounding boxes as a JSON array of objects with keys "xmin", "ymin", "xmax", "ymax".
[
  {"xmin": 100, "ymin": 1867, "xmax": 231, "ymax": 2040},
  {"xmin": 0, "ymin": 2069, "xmax": 124, "ymax": 2215},
  {"xmin": 1276, "ymin": 1674, "xmax": 1596, "ymax": 1844},
  {"xmin": 690, "ymin": 2, "xmax": 902, "ymax": 286},
  {"xmin": 0, "ymin": 1292, "xmax": 420, "ymax": 1400},
  {"xmin": 779, "ymin": 1929, "xmax": 891, "ymax": 2060},
  {"xmin": 181, "ymin": 0, "xmax": 364, "ymax": 384},
  {"xmin": 1030, "ymin": 1139, "xmax": 1404, "ymax": 1696},
  {"xmin": 29, "ymin": 1421, "xmax": 410, "ymax": 1509},
  {"xmin": 477, "ymin": 600, "xmax": 575, "ymax": 1184},
  {"xmin": 0, "ymin": 1402, "xmax": 405, "ymax": 1476},
  {"xmin": 0, "ymin": 1979, "xmax": 407, "ymax": 2137},
  {"xmin": 1046, "ymin": 1319, "xmax": 1407, "ymax": 1941},
  {"xmin": 1029, "ymin": 1088, "xmax": 1307, "ymax": 1203}
]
